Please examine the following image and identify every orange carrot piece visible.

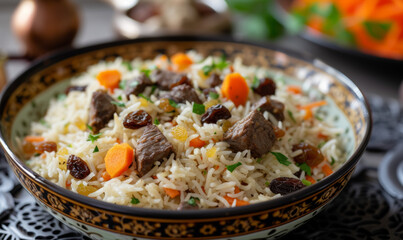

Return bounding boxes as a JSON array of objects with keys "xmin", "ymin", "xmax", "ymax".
[
  {"xmin": 299, "ymin": 100, "xmax": 327, "ymax": 110},
  {"xmin": 164, "ymin": 187, "xmax": 180, "ymax": 198},
  {"xmin": 221, "ymin": 72, "xmax": 249, "ymax": 107},
  {"xmin": 96, "ymin": 70, "xmax": 121, "ymax": 90},
  {"xmin": 234, "ymin": 186, "xmax": 240, "ymax": 194},
  {"xmin": 305, "ymin": 175, "xmax": 316, "ymax": 184},
  {"xmin": 171, "ymin": 53, "xmax": 193, "ymax": 71},
  {"xmin": 24, "ymin": 136, "xmax": 45, "ymax": 142},
  {"xmin": 189, "ymin": 137, "xmax": 206, "ymax": 148},
  {"xmin": 303, "ymin": 109, "xmax": 313, "ymax": 120},
  {"xmin": 214, "ymin": 165, "xmax": 220, "ymax": 170},
  {"xmin": 317, "ymin": 133, "xmax": 328, "ymax": 140},
  {"xmin": 286, "ymin": 85, "xmax": 302, "ymax": 94},
  {"xmin": 151, "ymin": 175, "xmax": 158, "ymax": 179},
  {"xmin": 102, "ymin": 171, "xmax": 111, "ymax": 181},
  {"xmin": 322, "ymin": 164, "xmax": 333, "ymax": 177},
  {"xmin": 223, "ymin": 195, "xmax": 249, "ymax": 206},
  {"xmin": 104, "ymin": 143, "xmax": 134, "ymax": 178}
]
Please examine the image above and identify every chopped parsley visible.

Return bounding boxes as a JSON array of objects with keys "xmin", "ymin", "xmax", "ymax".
[
  {"xmin": 119, "ymin": 80, "xmax": 127, "ymax": 90},
  {"xmin": 298, "ymin": 163, "xmax": 311, "ymax": 176},
  {"xmin": 251, "ymin": 76, "xmax": 260, "ymax": 89},
  {"xmin": 122, "ymin": 61, "xmax": 133, "ymax": 71},
  {"xmin": 131, "ymin": 196, "xmax": 140, "ymax": 204},
  {"xmin": 256, "ymin": 158, "xmax": 263, "ymax": 163},
  {"xmin": 87, "ymin": 133, "xmax": 102, "ymax": 143},
  {"xmin": 86, "ymin": 124, "xmax": 93, "ymax": 131},
  {"xmin": 363, "ymin": 21, "xmax": 392, "ymax": 41},
  {"xmin": 93, "ymin": 146, "xmax": 99, "ymax": 153},
  {"xmin": 154, "ymin": 119, "xmax": 160, "ymax": 125},
  {"xmin": 150, "ymin": 85, "xmax": 157, "ymax": 95},
  {"xmin": 315, "ymin": 114, "xmax": 323, "ymax": 121},
  {"xmin": 57, "ymin": 94, "xmax": 67, "ymax": 101},
  {"xmin": 140, "ymin": 69, "xmax": 151, "ymax": 77},
  {"xmin": 168, "ymin": 99, "xmax": 178, "ymax": 108},
  {"xmin": 188, "ymin": 197, "xmax": 199, "ymax": 206},
  {"xmin": 226, "ymin": 162, "xmax": 242, "ymax": 172},
  {"xmin": 111, "ymin": 101, "xmax": 126, "ymax": 108},
  {"xmin": 138, "ymin": 93, "xmax": 153, "ymax": 103},
  {"xmin": 117, "ymin": 95, "xmax": 123, "ymax": 101},
  {"xmin": 330, "ymin": 157, "xmax": 336, "ymax": 166},
  {"xmin": 202, "ymin": 55, "xmax": 229, "ymax": 76},
  {"xmin": 287, "ymin": 110, "xmax": 296, "ymax": 123},
  {"xmin": 192, "ymin": 103, "xmax": 205, "ymax": 115},
  {"xmin": 214, "ymin": 132, "xmax": 217, "ymax": 135},
  {"xmin": 39, "ymin": 119, "xmax": 50, "ymax": 128},
  {"xmin": 209, "ymin": 91, "xmax": 219, "ymax": 99},
  {"xmin": 317, "ymin": 141, "xmax": 326, "ymax": 149},
  {"xmin": 265, "ymin": 181, "xmax": 270, "ymax": 187},
  {"xmin": 302, "ymin": 179, "xmax": 312, "ymax": 186},
  {"xmin": 270, "ymin": 152, "xmax": 291, "ymax": 166},
  {"xmin": 202, "ymin": 170, "xmax": 207, "ymax": 175}
]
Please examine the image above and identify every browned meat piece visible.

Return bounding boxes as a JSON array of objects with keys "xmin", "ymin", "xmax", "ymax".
[
  {"xmin": 67, "ymin": 155, "xmax": 91, "ymax": 179},
  {"xmin": 207, "ymin": 73, "xmax": 222, "ymax": 88},
  {"xmin": 89, "ymin": 90, "xmax": 117, "ymax": 133},
  {"xmin": 201, "ymin": 104, "xmax": 231, "ymax": 124},
  {"xmin": 123, "ymin": 110, "xmax": 152, "ymax": 129},
  {"xmin": 124, "ymin": 73, "xmax": 153, "ymax": 97},
  {"xmin": 269, "ymin": 177, "xmax": 304, "ymax": 195},
  {"xmin": 65, "ymin": 85, "xmax": 87, "ymax": 94},
  {"xmin": 160, "ymin": 85, "xmax": 202, "ymax": 104},
  {"xmin": 177, "ymin": 201, "xmax": 199, "ymax": 210},
  {"xmin": 223, "ymin": 110, "xmax": 276, "ymax": 158},
  {"xmin": 253, "ymin": 96, "xmax": 285, "ymax": 121},
  {"xmin": 292, "ymin": 143, "xmax": 324, "ymax": 167},
  {"xmin": 135, "ymin": 125, "xmax": 173, "ymax": 176},
  {"xmin": 151, "ymin": 69, "xmax": 190, "ymax": 90},
  {"xmin": 253, "ymin": 77, "xmax": 276, "ymax": 96}
]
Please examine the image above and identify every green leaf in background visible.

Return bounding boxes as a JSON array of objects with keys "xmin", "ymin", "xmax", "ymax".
[
  {"xmin": 335, "ymin": 28, "xmax": 356, "ymax": 46},
  {"xmin": 287, "ymin": 11, "xmax": 307, "ymax": 34},
  {"xmin": 321, "ymin": 3, "xmax": 341, "ymax": 35},
  {"xmin": 363, "ymin": 21, "xmax": 392, "ymax": 41}
]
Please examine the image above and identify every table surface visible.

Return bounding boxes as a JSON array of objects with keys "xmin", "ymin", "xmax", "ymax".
[{"xmin": 0, "ymin": 1, "xmax": 402, "ymax": 239}]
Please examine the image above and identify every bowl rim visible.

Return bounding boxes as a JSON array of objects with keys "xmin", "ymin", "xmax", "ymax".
[{"xmin": 0, "ymin": 35, "xmax": 372, "ymax": 220}]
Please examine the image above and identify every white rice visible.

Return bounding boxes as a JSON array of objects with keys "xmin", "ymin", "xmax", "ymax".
[{"xmin": 25, "ymin": 52, "xmax": 345, "ymax": 209}]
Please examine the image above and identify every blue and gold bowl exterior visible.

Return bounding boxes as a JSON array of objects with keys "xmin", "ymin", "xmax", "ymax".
[{"xmin": 0, "ymin": 36, "xmax": 371, "ymax": 239}]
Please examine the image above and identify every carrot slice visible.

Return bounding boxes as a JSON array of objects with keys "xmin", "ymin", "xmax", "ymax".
[
  {"xmin": 305, "ymin": 175, "xmax": 316, "ymax": 184},
  {"xmin": 223, "ymin": 195, "xmax": 250, "ymax": 206},
  {"xmin": 299, "ymin": 100, "xmax": 327, "ymax": 110},
  {"xmin": 102, "ymin": 171, "xmax": 111, "ymax": 181},
  {"xmin": 24, "ymin": 136, "xmax": 45, "ymax": 142},
  {"xmin": 171, "ymin": 53, "xmax": 193, "ymax": 71},
  {"xmin": 221, "ymin": 72, "xmax": 249, "ymax": 107},
  {"xmin": 189, "ymin": 136, "xmax": 206, "ymax": 148},
  {"xmin": 104, "ymin": 143, "xmax": 134, "ymax": 178},
  {"xmin": 286, "ymin": 85, "xmax": 302, "ymax": 94},
  {"xmin": 96, "ymin": 70, "xmax": 121, "ymax": 90},
  {"xmin": 303, "ymin": 108, "xmax": 313, "ymax": 120},
  {"xmin": 322, "ymin": 164, "xmax": 334, "ymax": 177},
  {"xmin": 234, "ymin": 186, "xmax": 240, "ymax": 194},
  {"xmin": 164, "ymin": 187, "xmax": 180, "ymax": 198}
]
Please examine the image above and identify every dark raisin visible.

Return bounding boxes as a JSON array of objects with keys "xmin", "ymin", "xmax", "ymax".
[
  {"xmin": 253, "ymin": 77, "xmax": 276, "ymax": 96},
  {"xmin": 294, "ymin": 170, "xmax": 303, "ymax": 178},
  {"xmin": 65, "ymin": 85, "xmax": 87, "ymax": 94},
  {"xmin": 269, "ymin": 177, "xmax": 304, "ymax": 195},
  {"xmin": 207, "ymin": 73, "xmax": 222, "ymax": 88},
  {"xmin": 67, "ymin": 155, "xmax": 91, "ymax": 179},
  {"xmin": 34, "ymin": 141, "xmax": 57, "ymax": 153},
  {"xmin": 292, "ymin": 143, "xmax": 325, "ymax": 167},
  {"xmin": 201, "ymin": 104, "xmax": 231, "ymax": 124},
  {"xmin": 123, "ymin": 110, "xmax": 152, "ymax": 129}
]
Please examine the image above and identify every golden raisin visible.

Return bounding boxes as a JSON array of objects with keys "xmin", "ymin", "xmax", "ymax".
[
  {"xmin": 171, "ymin": 125, "xmax": 188, "ymax": 142},
  {"xmin": 159, "ymin": 98, "xmax": 175, "ymax": 113},
  {"xmin": 77, "ymin": 184, "xmax": 98, "ymax": 196}
]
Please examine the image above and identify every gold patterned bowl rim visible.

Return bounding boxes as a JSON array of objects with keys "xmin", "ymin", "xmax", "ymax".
[{"xmin": 0, "ymin": 35, "xmax": 372, "ymax": 220}]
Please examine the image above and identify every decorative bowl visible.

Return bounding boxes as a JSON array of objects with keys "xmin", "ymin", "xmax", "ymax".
[{"xmin": 0, "ymin": 36, "xmax": 371, "ymax": 239}]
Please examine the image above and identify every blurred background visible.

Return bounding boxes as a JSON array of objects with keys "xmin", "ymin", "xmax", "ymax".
[{"xmin": 1, "ymin": 0, "xmax": 403, "ymax": 239}]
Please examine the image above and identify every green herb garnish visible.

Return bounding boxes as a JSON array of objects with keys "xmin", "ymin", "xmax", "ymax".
[
  {"xmin": 131, "ymin": 196, "xmax": 140, "ymax": 204},
  {"xmin": 154, "ymin": 119, "xmax": 160, "ymax": 125},
  {"xmin": 202, "ymin": 64, "xmax": 214, "ymax": 76},
  {"xmin": 256, "ymin": 158, "xmax": 263, "ymax": 163},
  {"xmin": 302, "ymin": 179, "xmax": 312, "ymax": 186},
  {"xmin": 251, "ymin": 76, "xmax": 260, "ymax": 89},
  {"xmin": 270, "ymin": 152, "xmax": 291, "ymax": 166},
  {"xmin": 57, "ymin": 94, "xmax": 67, "ymax": 101},
  {"xmin": 123, "ymin": 61, "xmax": 133, "ymax": 71},
  {"xmin": 117, "ymin": 95, "xmax": 123, "ymax": 101},
  {"xmin": 139, "ymin": 94, "xmax": 153, "ymax": 103},
  {"xmin": 209, "ymin": 91, "xmax": 219, "ymax": 99},
  {"xmin": 141, "ymin": 69, "xmax": 151, "ymax": 77},
  {"xmin": 226, "ymin": 162, "xmax": 242, "ymax": 173},
  {"xmin": 150, "ymin": 85, "xmax": 157, "ymax": 95},
  {"xmin": 39, "ymin": 119, "xmax": 50, "ymax": 128},
  {"xmin": 298, "ymin": 163, "xmax": 312, "ymax": 176},
  {"xmin": 202, "ymin": 55, "xmax": 228, "ymax": 76},
  {"xmin": 86, "ymin": 124, "xmax": 93, "ymax": 131},
  {"xmin": 202, "ymin": 170, "xmax": 207, "ymax": 175},
  {"xmin": 192, "ymin": 103, "xmax": 205, "ymax": 115},
  {"xmin": 315, "ymin": 114, "xmax": 323, "ymax": 121},
  {"xmin": 111, "ymin": 101, "xmax": 126, "ymax": 108},
  {"xmin": 34, "ymin": 153, "xmax": 40, "ymax": 157},
  {"xmin": 87, "ymin": 133, "xmax": 102, "ymax": 143},
  {"xmin": 287, "ymin": 110, "xmax": 296, "ymax": 123},
  {"xmin": 93, "ymin": 146, "xmax": 99, "ymax": 153},
  {"xmin": 119, "ymin": 80, "xmax": 127, "ymax": 90},
  {"xmin": 330, "ymin": 157, "xmax": 336, "ymax": 166},
  {"xmin": 317, "ymin": 141, "xmax": 326, "ymax": 149},
  {"xmin": 265, "ymin": 181, "xmax": 270, "ymax": 187},
  {"xmin": 188, "ymin": 197, "xmax": 199, "ymax": 206},
  {"xmin": 168, "ymin": 99, "xmax": 178, "ymax": 108},
  {"xmin": 363, "ymin": 21, "xmax": 392, "ymax": 41}
]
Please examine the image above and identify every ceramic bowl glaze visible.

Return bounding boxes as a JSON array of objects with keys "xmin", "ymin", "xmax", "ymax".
[{"xmin": 0, "ymin": 36, "xmax": 371, "ymax": 240}]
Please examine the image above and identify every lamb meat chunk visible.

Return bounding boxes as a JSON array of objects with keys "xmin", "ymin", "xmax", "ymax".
[
  {"xmin": 201, "ymin": 104, "xmax": 231, "ymax": 124},
  {"xmin": 207, "ymin": 73, "xmax": 222, "ymax": 88},
  {"xmin": 151, "ymin": 69, "xmax": 190, "ymax": 90},
  {"xmin": 160, "ymin": 85, "xmax": 202, "ymax": 104},
  {"xmin": 89, "ymin": 90, "xmax": 117, "ymax": 133},
  {"xmin": 223, "ymin": 110, "xmax": 276, "ymax": 158},
  {"xmin": 135, "ymin": 125, "xmax": 173, "ymax": 176},
  {"xmin": 253, "ymin": 96, "xmax": 285, "ymax": 121},
  {"xmin": 252, "ymin": 77, "xmax": 276, "ymax": 96},
  {"xmin": 125, "ymin": 73, "xmax": 153, "ymax": 97}
]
